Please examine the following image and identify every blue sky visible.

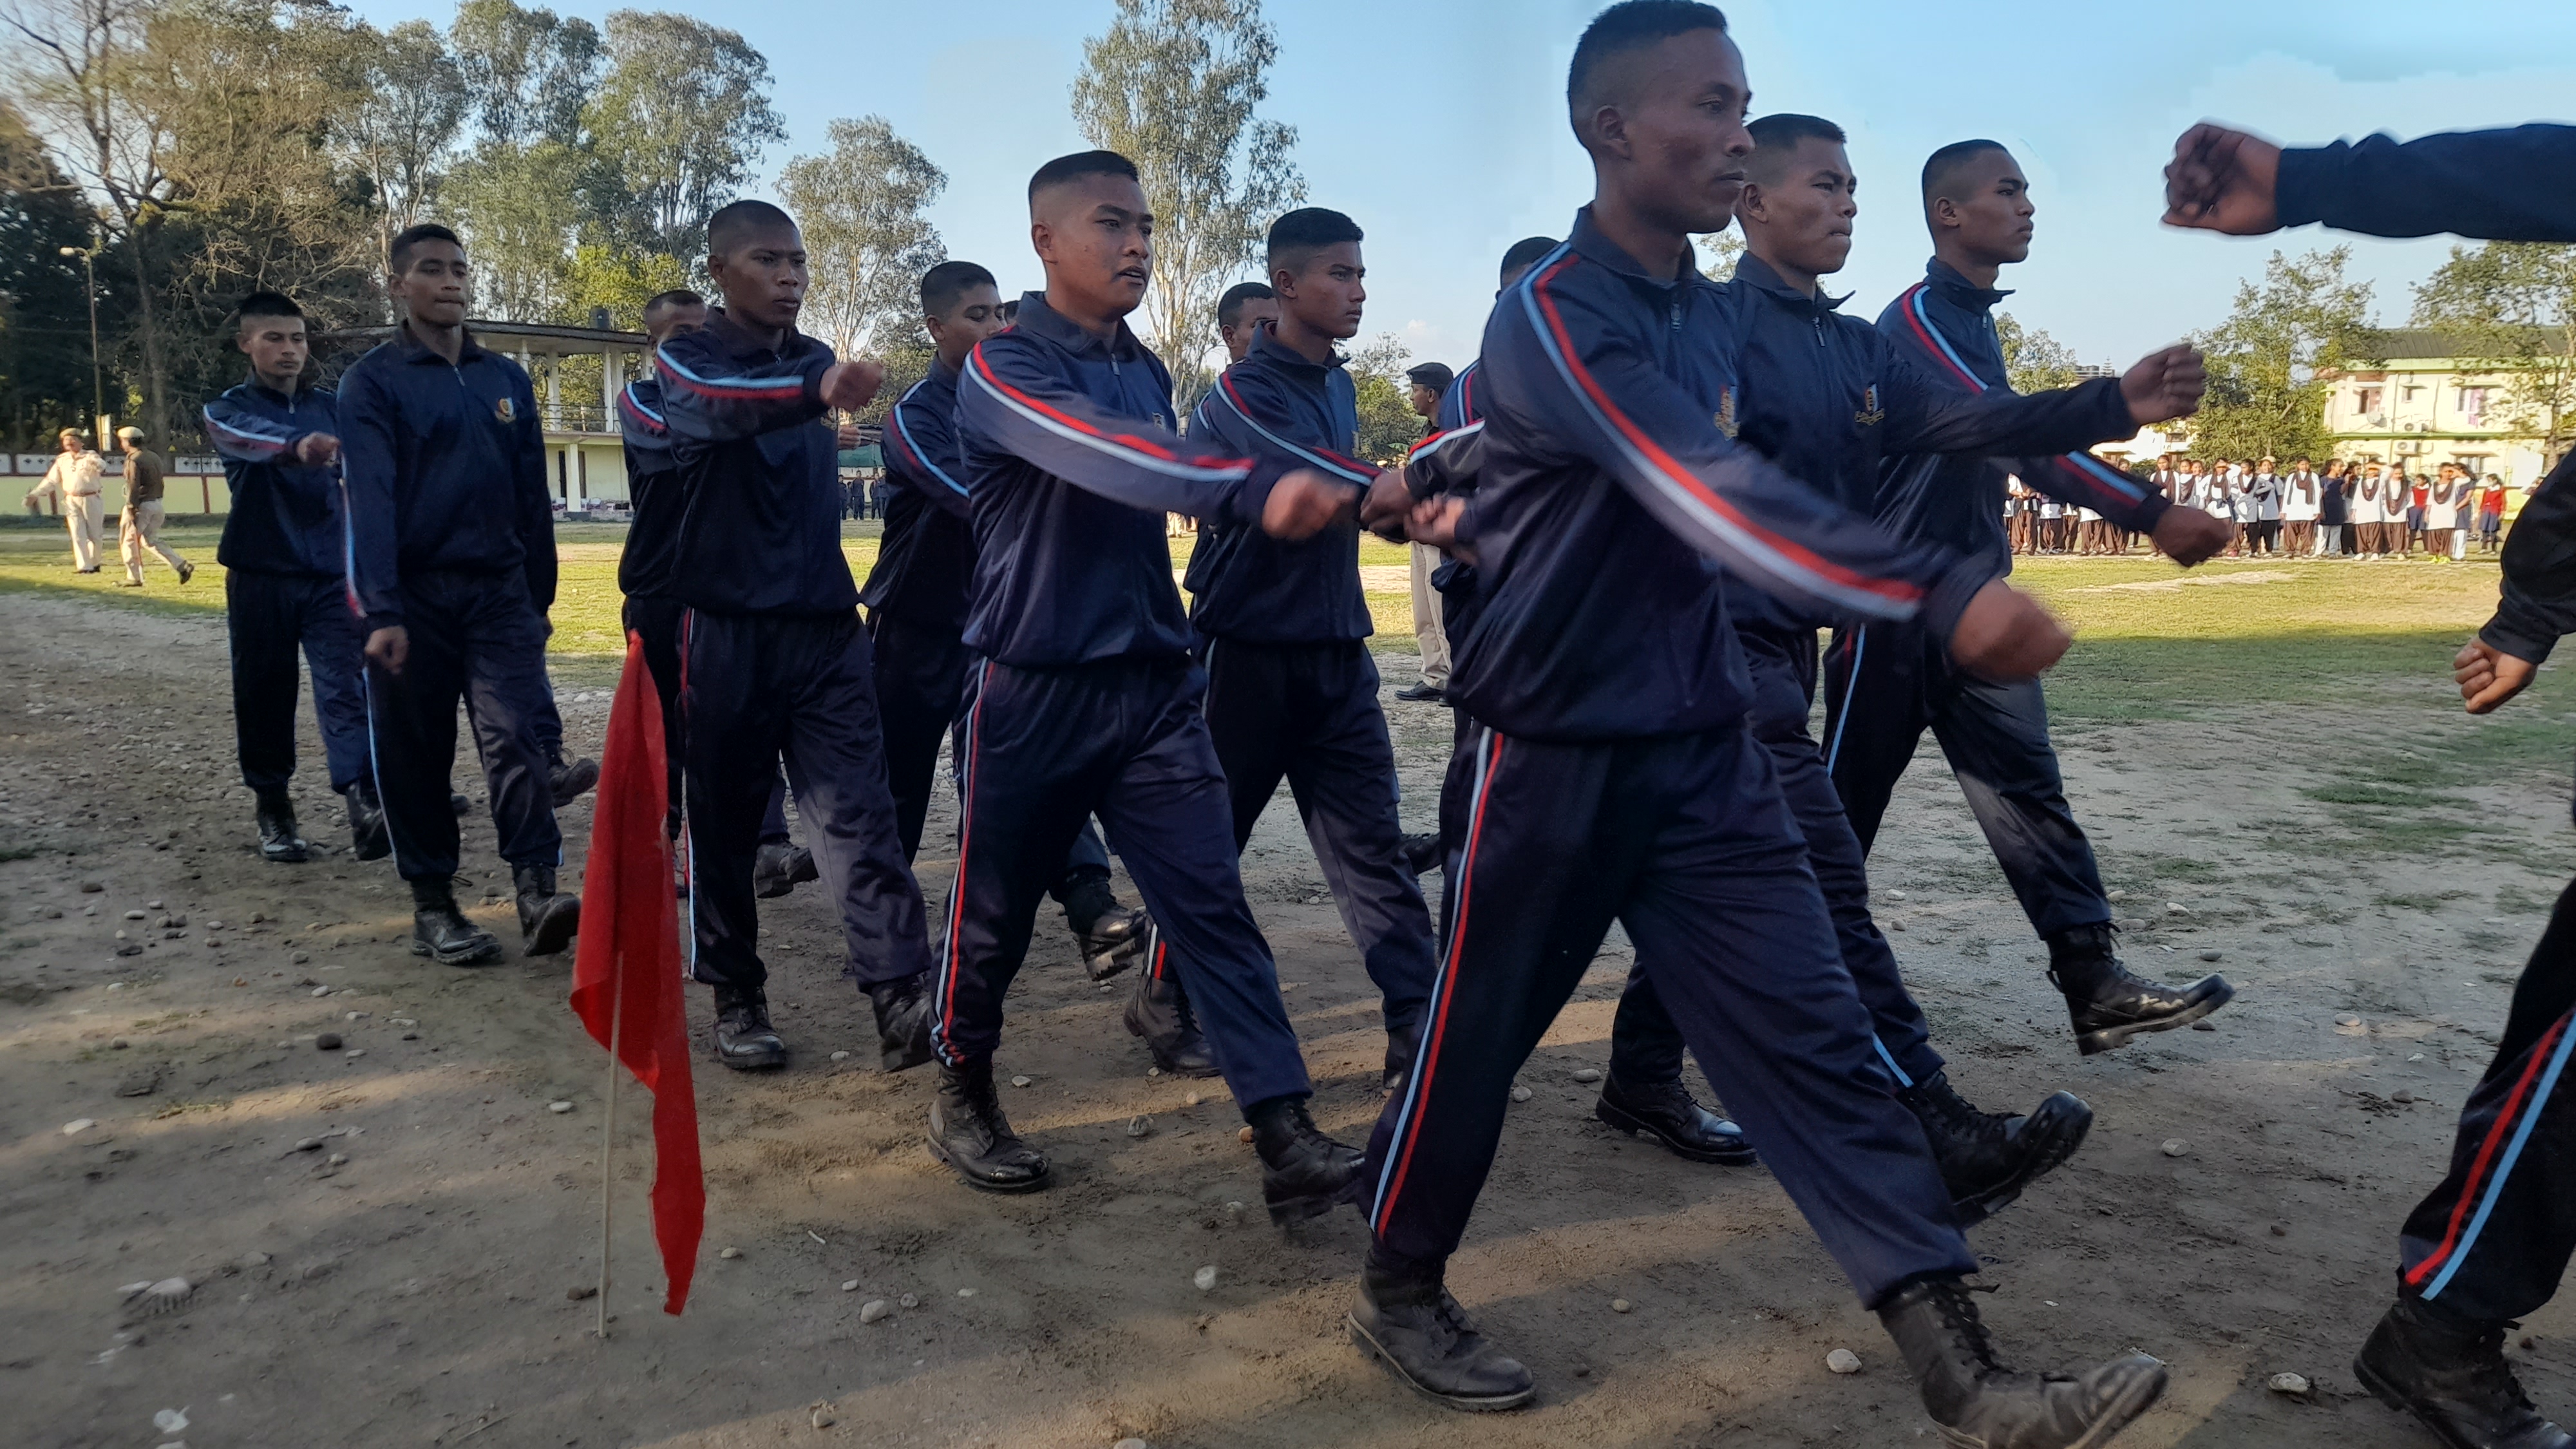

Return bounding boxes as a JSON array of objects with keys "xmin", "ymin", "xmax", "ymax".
[{"xmin": 352, "ymin": 0, "xmax": 2576, "ymax": 370}]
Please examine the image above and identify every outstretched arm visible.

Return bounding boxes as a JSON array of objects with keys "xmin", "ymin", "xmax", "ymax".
[
  {"xmin": 2166, "ymin": 122, "xmax": 2576, "ymax": 242},
  {"xmin": 880, "ymin": 384, "xmax": 976, "ymax": 522}
]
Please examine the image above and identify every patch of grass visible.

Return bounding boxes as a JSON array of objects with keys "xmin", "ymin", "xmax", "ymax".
[
  {"xmin": 2385, "ymin": 891, "xmax": 2475, "ymax": 911},
  {"xmin": 0, "ymin": 846, "xmax": 40, "ymax": 863},
  {"xmin": 2303, "ymin": 782, "xmax": 2429, "ymax": 808}
]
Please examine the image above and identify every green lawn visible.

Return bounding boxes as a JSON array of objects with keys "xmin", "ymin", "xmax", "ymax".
[{"xmin": 0, "ymin": 515, "xmax": 2514, "ymax": 732}]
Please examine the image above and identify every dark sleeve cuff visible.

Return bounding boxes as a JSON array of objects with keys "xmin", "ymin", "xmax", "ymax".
[
  {"xmin": 2480, "ymin": 600, "xmax": 2560, "ymax": 667},
  {"xmin": 2128, "ymin": 490, "xmax": 2174, "ymax": 533},
  {"xmin": 2080, "ymin": 377, "xmax": 2135, "ymax": 444},
  {"xmin": 1230, "ymin": 459, "xmax": 1288, "ymax": 531},
  {"xmin": 1916, "ymin": 554, "xmax": 1996, "ymax": 649},
  {"xmin": 2274, "ymin": 144, "xmax": 2337, "ymax": 230}
]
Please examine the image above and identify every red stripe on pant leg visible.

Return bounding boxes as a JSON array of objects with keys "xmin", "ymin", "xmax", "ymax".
[
  {"xmin": 1373, "ymin": 735, "xmax": 1504, "ymax": 1235},
  {"xmin": 2406, "ymin": 1015, "xmax": 2571, "ymax": 1289}
]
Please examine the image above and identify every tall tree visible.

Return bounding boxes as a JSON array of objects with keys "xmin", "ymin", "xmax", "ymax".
[
  {"xmin": 1070, "ymin": 0, "xmax": 1303, "ymax": 401},
  {"xmin": 0, "ymin": 99, "xmax": 97, "ymax": 448},
  {"xmin": 1996, "ymin": 312, "xmax": 2081, "ymax": 394},
  {"xmin": 1348, "ymin": 332, "xmax": 1420, "ymax": 463},
  {"xmin": 2189, "ymin": 247, "xmax": 2380, "ymax": 464},
  {"xmin": 337, "ymin": 19, "xmax": 469, "ymax": 265},
  {"xmin": 4, "ymin": 0, "xmax": 178, "ymax": 435},
  {"xmin": 2412, "ymin": 242, "xmax": 2576, "ymax": 465},
  {"xmin": 777, "ymin": 116, "xmax": 945, "ymax": 363},
  {"xmin": 449, "ymin": 0, "xmax": 598, "ymax": 150},
  {"xmin": 443, "ymin": 137, "xmax": 586, "ymax": 321},
  {"xmin": 585, "ymin": 9, "xmax": 782, "ymax": 258}
]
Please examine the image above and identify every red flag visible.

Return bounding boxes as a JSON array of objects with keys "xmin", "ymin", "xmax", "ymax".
[{"xmin": 570, "ymin": 631, "xmax": 705, "ymax": 1315}]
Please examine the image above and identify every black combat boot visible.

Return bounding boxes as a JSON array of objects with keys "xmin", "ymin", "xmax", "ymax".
[
  {"xmin": 866, "ymin": 971, "xmax": 936, "ymax": 1072},
  {"xmin": 513, "ymin": 864, "xmax": 581, "ymax": 957},
  {"xmin": 1383, "ymin": 1027, "xmax": 1419, "ymax": 1094},
  {"xmin": 409, "ymin": 876, "xmax": 500, "ymax": 965},
  {"xmin": 752, "ymin": 841, "xmax": 818, "ymax": 899},
  {"xmin": 927, "ymin": 1057, "xmax": 1049, "ymax": 1191},
  {"xmin": 549, "ymin": 752, "xmax": 600, "ymax": 808},
  {"xmin": 710, "ymin": 981, "xmax": 786, "ymax": 1070},
  {"xmin": 1401, "ymin": 831, "xmax": 1443, "ymax": 876},
  {"xmin": 2356, "ymin": 1294, "xmax": 2573, "ymax": 1449},
  {"xmin": 256, "ymin": 789, "xmax": 308, "ymax": 864},
  {"xmin": 1899, "ymin": 1070, "xmax": 2093, "ymax": 1227},
  {"xmin": 1878, "ymin": 1275, "xmax": 2168, "ymax": 1448},
  {"xmin": 1593, "ymin": 1072, "xmax": 1757, "ymax": 1165},
  {"xmin": 1348, "ymin": 1257, "xmax": 1537, "ymax": 1412},
  {"xmin": 2046, "ymin": 923, "xmax": 2235, "ymax": 1055},
  {"xmin": 343, "ymin": 779, "xmax": 390, "ymax": 861},
  {"xmin": 1062, "ymin": 875, "xmax": 1149, "ymax": 981},
  {"xmin": 1124, "ymin": 964, "xmax": 1217, "ymax": 1075},
  {"xmin": 1247, "ymin": 1095, "xmax": 1364, "ymax": 1226}
]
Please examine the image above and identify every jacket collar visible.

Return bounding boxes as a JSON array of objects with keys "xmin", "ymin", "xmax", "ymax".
[
  {"xmin": 703, "ymin": 307, "xmax": 821, "ymax": 363},
  {"xmin": 1734, "ymin": 252, "xmax": 1852, "ymax": 317},
  {"xmin": 245, "ymin": 377, "xmax": 311, "ymax": 409},
  {"xmin": 1011, "ymin": 290, "xmax": 1150, "ymax": 363},
  {"xmin": 1924, "ymin": 258, "xmax": 2012, "ymax": 314},
  {"xmin": 925, "ymin": 354, "xmax": 961, "ymax": 389},
  {"xmin": 1566, "ymin": 207, "xmax": 1704, "ymax": 293},
  {"xmin": 1245, "ymin": 323, "xmax": 1345, "ymax": 383},
  {"xmin": 393, "ymin": 319, "xmax": 491, "ymax": 365}
]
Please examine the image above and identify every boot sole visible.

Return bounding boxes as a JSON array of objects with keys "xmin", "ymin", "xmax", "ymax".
[
  {"xmin": 715, "ymin": 1043, "xmax": 788, "ymax": 1070},
  {"xmin": 1347, "ymin": 1314, "xmax": 1537, "ymax": 1412},
  {"xmin": 262, "ymin": 849, "xmax": 310, "ymax": 864},
  {"xmin": 1951, "ymin": 1091, "xmax": 2094, "ymax": 1228},
  {"xmin": 523, "ymin": 898, "xmax": 580, "ymax": 958},
  {"xmin": 1932, "ymin": 1354, "xmax": 2167, "ymax": 1449},
  {"xmin": 352, "ymin": 837, "xmax": 389, "ymax": 862},
  {"xmin": 1593, "ymin": 1096, "xmax": 1759, "ymax": 1166},
  {"xmin": 409, "ymin": 936, "xmax": 502, "ymax": 967},
  {"xmin": 1082, "ymin": 931, "xmax": 1148, "ymax": 983},
  {"xmin": 925, "ymin": 1136, "xmax": 1052, "ymax": 1193},
  {"xmin": 2074, "ymin": 977, "xmax": 2237, "ymax": 1056},
  {"xmin": 2352, "ymin": 1353, "xmax": 2490, "ymax": 1449}
]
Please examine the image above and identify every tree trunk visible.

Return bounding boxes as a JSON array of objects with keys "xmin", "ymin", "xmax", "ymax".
[{"xmin": 123, "ymin": 217, "xmax": 168, "ymax": 442}]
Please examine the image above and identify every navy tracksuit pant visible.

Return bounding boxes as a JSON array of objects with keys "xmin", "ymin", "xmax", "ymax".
[
  {"xmin": 629, "ymin": 595, "xmax": 790, "ymax": 845},
  {"xmin": 1200, "ymin": 636, "xmax": 1433, "ymax": 1038},
  {"xmin": 363, "ymin": 571, "xmax": 560, "ymax": 882},
  {"xmin": 1823, "ymin": 620, "xmax": 2111, "ymax": 940},
  {"xmin": 932, "ymin": 657, "xmax": 1311, "ymax": 1113},
  {"xmin": 678, "ymin": 609, "xmax": 930, "ymax": 993},
  {"xmin": 1744, "ymin": 625, "xmax": 1945, "ymax": 1086},
  {"xmin": 2398, "ymin": 875, "xmax": 2576, "ymax": 1322},
  {"xmin": 1362, "ymin": 722, "xmax": 1973, "ymax": 1302},
  {"xmin": 1437, "ymin": 705, "xmax": 1688, "ymax": 1084},
  {"xmin": 227, "ymin": 569, "xmax": 370, "ymax": 795},
  {"xmin": 869, "ymin": 609, "xmax": 1112, "ymax": 897}
]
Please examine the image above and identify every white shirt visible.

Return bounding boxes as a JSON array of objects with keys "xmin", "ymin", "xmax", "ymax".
[
  {"xmin": 27, "ymin": 450, "xmax": 103, "ymax": 502},
  {"xmin": 2282, "ymin": 471, "xmax": 2320, "ymax": 521}
]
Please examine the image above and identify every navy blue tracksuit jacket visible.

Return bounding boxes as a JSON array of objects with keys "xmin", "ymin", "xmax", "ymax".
[
  {"xmin": 863, "ymin": 355, "xmax": 1115, "ymax": 890},
  {"xmin": 2263, "ymin": 122, "xmax": 2576, "ymax": 1325},
  {"xmin": 652, "ymin": 311, "xmax": 931, "ymax": 995},
  {"xmin": 937, "ymin": 292, "xmax": 1314, "ymax": 1112},
  {"xmin": 203, "ymin": 381, "xmax": 369, "ymax": 797},
  {"xmin": 1359, "ymin": 210, "xmax": 1980, "ymax": 1302},
  {"xmin": 337, "ymin": 327, "xmax": 560, "ymax": 880},
  {"xmin": 1184, "ymin": 327, "xmax": 1434, "ymax": 1041}
]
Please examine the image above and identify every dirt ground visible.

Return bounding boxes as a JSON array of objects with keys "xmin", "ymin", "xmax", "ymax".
[{"xmin": 5, "ymin": 588, "xmax": 2573, "ymax": 1449}]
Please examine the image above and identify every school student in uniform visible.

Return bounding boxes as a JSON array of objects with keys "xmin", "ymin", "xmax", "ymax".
[{"xmin": 341, "ymin": 225, "xmax": 580, "ymax": 965}]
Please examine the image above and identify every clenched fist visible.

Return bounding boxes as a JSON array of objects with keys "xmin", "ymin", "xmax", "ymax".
[{"xmin": 1947, "ymin": 580, "xmax": 2072, "ymax": 681}]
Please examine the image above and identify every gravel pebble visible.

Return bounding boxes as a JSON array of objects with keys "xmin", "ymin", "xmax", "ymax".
[
  {"xmin": 314, "ymin": 1032, "xmax": 343, "ymax": 1051},
  {"xmin": 2199, "ymin": 950, "xmax": 2224, "ymax": 961},
  {"xmin": 1126, "ymin": 1115, "xmax": 1153, "ymax": 1138},
  {"xmin": 1011, "ymin": 1075, "xmax": 1032, "ymax": 1088},
  {"xmin": 549, "ymin": 1101, "xmax": 574, "ymax": 1113},
  {"xmin": 2268, "ymin": 1372, "xmax": 2311, "ymax": 1396},
  {"xmin": 718, "ymin": 1247, "xmax": 742, "ymax": 1260},
  {"xmin": 2162, "ymin": 1139, "xmax": 2190, "ymax": 1157},
  {"xmin": 1193, "ymin": 1265, "xmax": 1218, "ymax": 1292},
  {"xmin": 1572, "ymin": 1068, "xmax": 1603, "ymax": 1084},
  {"xmin": 860, "ymin": 1298, "xmax": 891, "ymax": 1323},
  {"xmin": 1827, "ymin": 1349, "xmax": 1862, "ymax": 1374},
  {"xmin": 1611, "ymin": 1297, "xmax": 1632, "ymax": 1313},
  {"xmin": 841, "ymin": 1279, "xmax": 860, "ymax": 1292},
  {"xmin": 62, "ymin": 1119, "xmax": 96, "ymax": 1135},
  {"xmin": 1511, "ymin": 1086, "xmax": 1532, "ymax": 1103}
]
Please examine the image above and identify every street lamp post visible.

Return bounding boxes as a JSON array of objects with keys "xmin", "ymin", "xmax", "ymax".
[{"xmin": 59, "ymin": 238, "xmax": 102, "ymax": 440}]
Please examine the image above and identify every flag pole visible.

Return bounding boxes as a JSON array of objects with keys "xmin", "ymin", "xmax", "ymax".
[{"xmin": 597, "ymin": 961, "xmax": 623, "ymax": 1339}]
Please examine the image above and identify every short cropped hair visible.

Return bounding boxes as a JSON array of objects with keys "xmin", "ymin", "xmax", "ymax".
[
  {"xmin": 1028, "ymin": 149, "xmax": 1140, "ymax": 202},
  {"xmin": 1567, "ymin": 1, "xmax": 1729, "ymax": 130},
  {"xmin": 1922, "ymin": 139, "xmax": 2011, "ymax": 209},
  {"xmin": 1499, "ymin": 236, "xmax": 1560, "ymax": 286},
  {"xmin": 1267, "ymin": 207, "xmax": 1364, "ymax": 277},
  {"xmin": 920, "ymin": 260, "xmax": 998, "ymax": 318},
  {"xmin": 1405, "ymin": 362, "xmax": 1455, "ymax": 396},
  {"xmin": 1745, "ymin": 113, "xmax": 1848, "ymax": 182},
  {"xmin": 388, "ymin": 223, "xmax": 460, "ymax": 275},
  {"xmin": 707, "ymin": 200, "xmax": 797, "ymax": 257},
  {"xmin": 641, "ymin": 289, "xmax": 704, "ymax": 325},
  {"xmin": 1217, "ymin": 281, "xmax": 1275, "ymax": 332},
  {"xmin": 235, "ymin": 290, "xmax": 304, "ymax": 325}
]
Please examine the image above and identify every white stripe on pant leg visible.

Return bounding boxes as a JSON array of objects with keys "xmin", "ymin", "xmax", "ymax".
[
  {"xmin": 1824, "ymin": 628, "xmax": 1866, "ymax": 772},
  {"xmin": 1371, "ymin": 724, "xmax": 1492, "ymax": 1224},
  {"xmin": 1871, "ymin": 1034, "xmax": 1914, "ymax": 1090},
  {"xmin": 2422, "ymin": 1017, "xmax": 2576, "ymax": 1301}
]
